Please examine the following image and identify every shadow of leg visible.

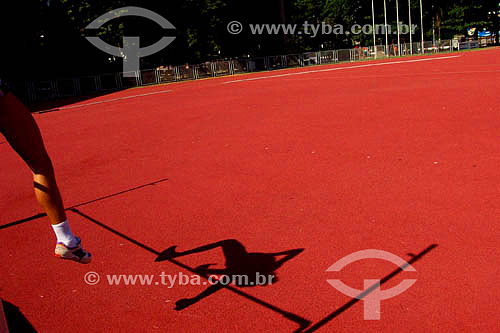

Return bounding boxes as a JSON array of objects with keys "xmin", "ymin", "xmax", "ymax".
[{"xmin": 174, "ymin": 283, "xmax": 225, "ymax": 311}]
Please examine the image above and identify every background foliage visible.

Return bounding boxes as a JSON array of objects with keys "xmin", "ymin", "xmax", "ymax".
[{"xmin": 0, "ymin": 0, "xmax": 497, "ymax": 79}]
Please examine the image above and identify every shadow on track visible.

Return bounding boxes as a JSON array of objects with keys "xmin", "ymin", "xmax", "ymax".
[
  {"xmin": 156, "ymin": 240, "xmax": 303, "ymax": 311},
  {"xmin": 69, "ymin": 207, "xmax": 438, "ymax": 332},
  {"xmin": 0, "ymin": 178, "xmax": 168, "ymax": 230},
  {"xmin": 3, "ymin": 198, "xmax": 439, "ymax": 333},
  {"xmin": 71, "ymin": 208, "xmax": 311, "ymax": 332},
  {"xmin": 303, "ymin": 244, "xmax": 438, "ymax": 332},
  {"xmin": 1, "ymin": 299, "xmax": 36, "ymax": 333}
]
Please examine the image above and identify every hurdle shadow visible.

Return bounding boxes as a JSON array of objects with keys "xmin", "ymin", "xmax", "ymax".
[
  {"xmin": 4, "ymin": 201, "xmax": 440, "ymax": 332},
  {"xmin": 1, "ymin": 299, "xmax": 36, "ymax": 333},
  {"xmin": 71, "ymin": 208, "xmax": 311, "ymax": 332},
  {"xmin": 72, "ymin": 207, "xmax": 439, "ymax": 332},
  {"xmin": 302, "ymin": 244, "xmax": 439, "ymax": 332},
  {"xmin": 0, "ymin": 178, "xmax": 168, "ymax": 231},
  {"xmin": 155, "ymin": 240, "xmax": 303, "ymax": 311}
]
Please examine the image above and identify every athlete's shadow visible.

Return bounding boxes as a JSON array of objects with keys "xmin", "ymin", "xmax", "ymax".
[
  {"xmin": 1, "ymin": 299, "xmax": 36, "ymax": 332},
  {"xmin": 155, "ymin": 239, "xmax": 304, "ymax": 311}
]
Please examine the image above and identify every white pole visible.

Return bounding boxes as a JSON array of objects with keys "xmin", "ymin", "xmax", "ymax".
[
  {"xmin": 409, "ymin": 0, "xmax": 413, "ymax": 54},
  {"xmin": 419, "ymin": 0, "xmax": 424, "ymax": 53},
  {"xmin": 384, "ymin": 0, "xmax": 389, "ymax": 56},
  {"xmin": 396, "ymin": 0, "xmax": 401, "ymax": 56},
  {"xmin": 372, "ymin": 0, "xmax": 377, "ymax": 59}
]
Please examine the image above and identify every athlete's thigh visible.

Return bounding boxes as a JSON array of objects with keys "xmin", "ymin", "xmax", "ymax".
[{"xmin": 0, "ymin": 92, "xmax": 50, "ymax": 171}]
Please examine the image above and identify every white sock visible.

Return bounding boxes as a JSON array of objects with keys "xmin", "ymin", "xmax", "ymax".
[{"xmin": 51, "ymin": 220, "xmax": 77, "ymax": 248}]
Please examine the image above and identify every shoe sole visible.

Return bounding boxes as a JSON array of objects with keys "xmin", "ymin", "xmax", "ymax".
[{"xmin": 54, "ymin": 253, "xmax": 92, "ymax": 264}]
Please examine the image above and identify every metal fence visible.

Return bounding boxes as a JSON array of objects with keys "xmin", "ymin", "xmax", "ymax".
[{"xmin": 23, "ymin": 38, "xmax": 494, "ymax": 103}]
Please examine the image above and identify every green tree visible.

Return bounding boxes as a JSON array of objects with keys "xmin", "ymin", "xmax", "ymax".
[{"xmin": 440, "ymin": 0, "xmax": 492, "ymax": 38}]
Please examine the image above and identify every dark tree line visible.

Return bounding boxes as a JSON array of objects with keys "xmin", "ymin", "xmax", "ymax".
[{"xmin": 0, "ymin": 0, "xmax": 497, "ymax": 80}]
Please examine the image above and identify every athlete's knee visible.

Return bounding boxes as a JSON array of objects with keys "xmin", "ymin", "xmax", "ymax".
[{"xmin": 29, "ymin": 153, "xmax": 55, "ymax": 176}]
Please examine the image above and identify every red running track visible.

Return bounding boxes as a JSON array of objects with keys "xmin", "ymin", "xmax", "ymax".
[{"xmin": 1, "ymin": 48, "xmax": 499, "ymax": 332}]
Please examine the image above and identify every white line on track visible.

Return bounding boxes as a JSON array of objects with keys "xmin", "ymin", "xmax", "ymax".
[
  {"xmin": 287, "ymin": 69, "xmax": 500, "ymax": 82},
  {"xmin": 223, "ymin": 55, "xmax": 461, "ymax": 84},
  {"xmin": 37, "ymin": 89, "xmax": 173, "ymax": 113}
]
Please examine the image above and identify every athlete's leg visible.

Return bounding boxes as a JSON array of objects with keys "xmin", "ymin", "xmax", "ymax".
[
  {"xmin": 0, "ymin": 92, "xmax": 66, "ymax": 225},
  {"xmin": 0, "ymin": 92, "xmax": 90, "ymax": 263}
]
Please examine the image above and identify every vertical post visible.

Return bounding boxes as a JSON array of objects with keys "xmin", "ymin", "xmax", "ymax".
[
  {"xmin": 136, "ymin": 71, "xmax": 141, "ymax": 86},
  {"xmin": 432, "ymin": 9, "xmax": 435, "ymax": 48},
  {"xmin": 419, "ymin": 0, "xmax": 424, "ymax": 53},
  {"xmin": 96, "ymin": 76, "xmax": 102, "ymax": 91},
  {"xmin": 408, "ymin": 0, "xmax": 413, "ymax": 54},
  {"xmin": 496, "ymin": 7, "xmax": 500, "ymax": 45},
  {"xmin": 396, "ymin": 0, "xmax": 401, "ymax": 56},
  {"xmin": 51, "ymin": 80, "xmax": 58, "ymax": 99},
  {"xmin": 372, "ymin": 0, "xmax": 377, "ymax": 59},
  {"xmin": 174, "ymin": 67, "xmax": 180, "ymax": 81},
  {"xmin": 73, "ymin": 77, "xmax": 81, "ymax": 96},
  {"xmin": 154, "ymin": 69, "xmax": 159, "ymax": 84},
  {"xmin": 115, "ymin": 73, "xmax": 122, "ymax": 89},
  {"xmin": 155, "ymin": 69, "xmax": 161, "ymax": 84},
  {"xmin": 384, "ymin": 0, "xmax": 389, "ymax": 56}
]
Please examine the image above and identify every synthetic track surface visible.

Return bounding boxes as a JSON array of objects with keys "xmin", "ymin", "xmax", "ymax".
[{"xmin": 1, "ymin": 49, "xmax": 499, "ymax": 332}]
